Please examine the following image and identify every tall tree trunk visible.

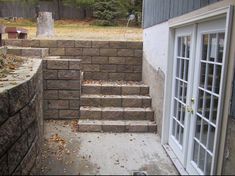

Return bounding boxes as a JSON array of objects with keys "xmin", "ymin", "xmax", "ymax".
[
  {"xmin": 82, "ymin": 7, "xmax": 87, "ymax": 19},
  {"xmin": 57, "ymin": 0, "xmax": 61, "ymax": 20}
]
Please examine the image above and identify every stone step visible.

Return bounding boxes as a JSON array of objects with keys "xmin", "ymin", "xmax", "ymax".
[
  {"xmin": 80, "ymin": 107, "xmax": 154, "ymax": 121},
  {"xmin": 7, "ymin": 46, "xmax": 49, "ymax": 58},
  {"xmin": 77, "ymin": 119, "xmax": 157, "ymax": 133},
  {"xmin": 82, "ymin": 83, "xmax": 149, "ymax": 95},
  {"xmin": 81, "ymin": 94, "xmax": 151, "ymax": 108}
]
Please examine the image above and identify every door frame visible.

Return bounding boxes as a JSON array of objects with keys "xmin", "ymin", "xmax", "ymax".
[{"xmin": 161, "ymin": 3, "xmax": 234, "ymax": 175}]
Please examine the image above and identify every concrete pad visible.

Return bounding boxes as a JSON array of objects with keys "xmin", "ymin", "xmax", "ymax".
[{"xmin": 41, "ymin": 120, "xmax": 178, "ymax": 175}]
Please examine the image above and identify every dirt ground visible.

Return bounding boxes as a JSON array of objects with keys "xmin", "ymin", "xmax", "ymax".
[{"xmin": 0, "ymin": 19, "xmax": 142, "ymax": 41}]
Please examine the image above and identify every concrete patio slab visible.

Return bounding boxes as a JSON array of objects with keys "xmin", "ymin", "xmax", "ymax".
[{"xmin": 41, "ymin": 120, "xmax": 178, "ymax": 175}]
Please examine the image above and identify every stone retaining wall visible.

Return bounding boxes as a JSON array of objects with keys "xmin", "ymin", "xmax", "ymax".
[
  {"xmin": 0, "ymin": 58, "xmax": 43, "ymax": 175},
  {"xmin": 4, "ymin": 39, "xmax": 143, "ymax": 81},
  {"xmin": 43, "ymin": 57, "xmax": 81, "ymax": 119}
]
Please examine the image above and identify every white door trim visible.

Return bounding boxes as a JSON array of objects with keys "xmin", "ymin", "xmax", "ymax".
[{"xmin": 161, "ymin": 4, "xmax": 233, "ymax": 175}]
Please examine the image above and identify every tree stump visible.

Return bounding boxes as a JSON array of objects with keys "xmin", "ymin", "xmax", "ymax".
[{"xmin": 36, "ymin": 12, "xmax": 54, "ymax": 37}]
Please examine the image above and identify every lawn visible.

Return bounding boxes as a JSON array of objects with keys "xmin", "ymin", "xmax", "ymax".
[{"xmin": 0, "ymin": 18, "xmax": 142, "ymax": 41}]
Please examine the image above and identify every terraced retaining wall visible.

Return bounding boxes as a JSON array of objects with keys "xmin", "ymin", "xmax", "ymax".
[
  {"xmin": 0, "ymin": 57, "xmax": 43, "ymax": 175},
  {"xmin": 3, "ymin": 39, "xmax": 143, "ymax": 81}
]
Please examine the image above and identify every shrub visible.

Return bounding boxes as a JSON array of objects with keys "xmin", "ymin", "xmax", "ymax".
[{"xmin": 93, "ymin": 0, "xmax": 122, "ymax": 26}]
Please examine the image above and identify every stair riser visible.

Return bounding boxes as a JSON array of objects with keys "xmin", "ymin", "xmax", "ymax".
[
  {"xmin": 82, "ymin": 85, "xmax": 149, "ymax": 95},
  {"xmin": 80, "ymin": 110, "xmax": 154, "ymax": 121},
  {"xmin": 80, "ymin": 97, "xmax": 151, "ymax": 108},
  {"xmin": 78, "ymin": 124, "xmax": 157, "ymax": 133}
]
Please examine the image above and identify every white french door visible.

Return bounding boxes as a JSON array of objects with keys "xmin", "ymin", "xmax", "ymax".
[
  {"xmin": 168, "ymin": 18, "xmax": 227, "ymax": 175},
  {"xmin": 168, "ymin": 25, "xmax": 196, "ymax": 166}
]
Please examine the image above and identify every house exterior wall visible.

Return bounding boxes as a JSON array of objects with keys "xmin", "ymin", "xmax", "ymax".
[{"xmin": 143, "ymin": 0, "xmax": 235, "ymax": 174}]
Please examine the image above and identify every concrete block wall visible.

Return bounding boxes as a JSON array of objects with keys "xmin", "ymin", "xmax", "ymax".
[
  {"xmin": 43, "ymin": 57, "xmax": 81, "ymax": 119},
  {"xmin": 4, "ymin": 39, "xmax": 143, "ymax": 81},
  {"xmin": 0, "ymin": 58, "xmax": 43, "ymax": 175}
]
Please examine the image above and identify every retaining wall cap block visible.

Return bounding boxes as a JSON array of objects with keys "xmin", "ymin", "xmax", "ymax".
[
  {"xmin": 40, "ymin": 40, "xmax": 57, "ymax": 48},
  {"xmin": 49, "ymin": 48, "xmax": 65, "ymax": 56},
  {"xmin": 75, "ymin": 40, "xmax": 92, "ymax": 48},
  {"xmin": 57, "ymin": 40, "xmax": 75, "ymax": 48},
  {"xmin": 92, "ymin": 41, "xmax": 109, "ymax": 48}
]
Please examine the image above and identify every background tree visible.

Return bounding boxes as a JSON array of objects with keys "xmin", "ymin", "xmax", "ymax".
[
  {"xmin": 93, "ymin": 0, "xmax": 123, "ymax": 26},
  {"xmin": 119, "ymin": 0, "xmax": 143, "ymax": 26},
  {"xmin": 93, "ymin": 0, "xmax": 142, "ymax": 26},
  {"xmin": 63, "ymin": 0, "xmax": 95, "ymax": 19}
]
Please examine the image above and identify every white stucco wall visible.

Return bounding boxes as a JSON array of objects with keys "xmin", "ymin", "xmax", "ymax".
[
  {"xmin": 142, "ymin": 21, "xmax": 170, "ymax": 136},
  {"xmin": 143, "ymin": 21, "xmax": 169, "ymax": 74}
]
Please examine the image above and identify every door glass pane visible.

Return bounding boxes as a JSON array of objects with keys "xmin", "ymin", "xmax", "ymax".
[
  {"xmin": 182, "ymin": 37, "xmax": 186, "ymax": 57},
  {"xmin": 208, "ymin": 125, "xmax": 215, "ymax": 152},
  {"xmin": 172, "ymin": 119, "xmax": 176, "ymax": 136},
  {"xmin": 201, "ymin": 119, "xmax": 209, "ymax": 146},
  {"xmin": 202, "ymin": 34, "xmax": 208, "ymax": 60},
  {"xmin": 199, "ymin": 146, "xmax": 206, "ymax": 171},
  {"xmin": 173, "ymin": 100, "xmax": 178, "ymax": 117},
  {"xmin": 179, "ymin": 126, "xmax": 184, "ymax": 146},
  {"xmin": 185, "ymin": 60, "xmax": 189, "ymax": 81},
  {"xmin": 176, "ymin": 123, "xmax": 180, "ymax": 141},
  {"xmin": 181, "ymin": 106, "xmax": 186, "ymax": 124},
  {"xmin": 209, "ymin": 34, "xmax": 217, "ymax": 62},
  {"xmin": 178, "ymin": 37, "xmax": 182, "ymax": 57},
  {"xmin": 217, "ymin": 33, "xmax": 225, "ymax": 63},
  {"xmin": 176, "ymin": 58, "xmax": 180, "ymax": 77},
  {"xmin": 195, "ymin": 116, "xmax": 202, "ymax": 140},
  {"xmin": 204, "ymin": 92, "xmax": 211, "ymax": 120},
  {"xmin": 193, "ymin": 140, "xmax": 199, "ymax": 164},
  {"xmin": 180, "ymin": 60, "xmax": 185, "ymax": 79},
  {"xmin": 211, "ymin": 96, "xmax": 218, "ymax": 124},
  {"xmin": 177, "ymin": 103, "xmax": 182, "ymax": 122},
  {"xmin": 200, "ymin": 63, "xmax": 206, "ymax": 88},
  {"xmin": 205, "ymin": 153, "xmax": 212, "ymax": 175},
  {"xmin": 207, "ymin": 64, "xmax": 214, "ymax": 91},
  {"xmin": 183, "ymin": 82, "xmax": 187, "ymax": 103},
  {"xmin": 186, "ymin": 36, "xmax": 191, "ymax": 58},
  {"xmin": 214, "ymin": 65, "xmax": 222, "ymax": 94},
  {"xmin": 197, "ymin": 90, "xmax": 204, "ymax": 114}
]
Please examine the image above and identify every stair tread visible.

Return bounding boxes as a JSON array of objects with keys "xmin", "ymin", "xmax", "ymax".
[
  {"xmin": 81, "ymin": 94, "xmax": 151, "ymax": 98},
  {"xmin": 78, "ymin": 119, "xmax": 156, "ymax": 125},
  {"xmin": 80, "ymin": 106, "xmax": 153, "ymax": 111},
  {"xmin": 82, "ymin": 83, "xmax": 148, "ymax": 87},
  {"xmin": 83, "ymin": 80, "xmax": 146, "ymax": 85}
]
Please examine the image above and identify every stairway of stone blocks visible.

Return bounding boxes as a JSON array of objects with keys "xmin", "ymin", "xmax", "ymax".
[
  {"xmin": 5, "ymin": 40, "xmax": 157, "ymax": 133},
  {"xmin": 78, "ymin": 80, "xmax": 157, "ymax": 133}
]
